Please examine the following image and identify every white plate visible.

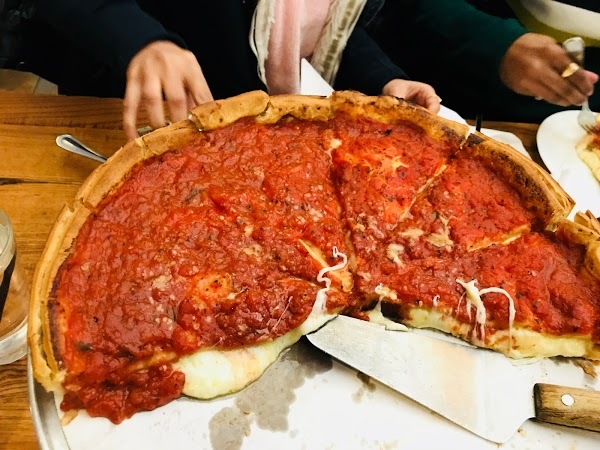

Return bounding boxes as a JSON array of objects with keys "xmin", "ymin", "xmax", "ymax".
[
  {"xmin": 438, "ymin": 105, "xmax": 467, "ymax": 125},
  {"xmin": 537, "ymin": 110, "xmax": 600, "ymax": 217}
]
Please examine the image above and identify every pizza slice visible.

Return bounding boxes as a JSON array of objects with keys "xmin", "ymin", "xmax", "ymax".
[
  {"xmin": 329, "ymin": 92, "xmax": 469, "ymax": 234},
  {"xmin": 327, "ymin": 93, "xmax": 470, "ymax": 301},
  {"xmin": 576, "ymin": 116, "xmax": 600, "ymax": 182},
  {"xmin": 357, "ymin": 132, "xmax": 600, "ymax": 360}
]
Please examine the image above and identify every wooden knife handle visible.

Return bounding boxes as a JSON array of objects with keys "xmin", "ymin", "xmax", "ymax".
[{"xmin": 534, "ymin": 383, "xmax": 600, "ymax": 432}]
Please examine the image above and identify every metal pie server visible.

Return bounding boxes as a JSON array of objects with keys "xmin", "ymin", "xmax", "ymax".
[{"xmin": 307, "ymin": 315, "xmax": 600, "ymax": 443}]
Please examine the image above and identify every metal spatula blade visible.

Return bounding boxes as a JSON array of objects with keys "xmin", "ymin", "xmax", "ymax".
[{"xmin": 307, "ymin": 316, "xmax": 600, "ymax": 443}]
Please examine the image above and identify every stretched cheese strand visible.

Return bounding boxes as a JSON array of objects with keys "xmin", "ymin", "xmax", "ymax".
[
  {"xmin": 479, "ymin": 286, "xmax": 516, "ymax": 351},
  {"xmin": 312, "ymin": 246, "xmax": 348, "ymax": 315},
  {"xmin": 456, "ymin": 279, "xmax": 487, "ymax": 344},
  {"xmin": 456, "ymin": 279, "xmax": 517, "ymax": 350},
  {"xmin": 367, "ymin": 299, "xmax": 408, "ymax": 331}
]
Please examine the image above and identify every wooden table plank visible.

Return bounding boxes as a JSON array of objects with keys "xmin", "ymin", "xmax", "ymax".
[
  {"xmin": 0, "ymin": 92, "xmax": 150, "ymax": 130},
  {"xmin": 0, "ymin": 124, "xmax": 124, "ymax": 183},
  {"xmin": 0, "ymin": 92, "xmax": 125, "ymax": 129},
  {"xmin": 0, "ymin": 184, "xmax": 82, "ymax": 275},
  {"xmin": 0, "ymin": 358, "xmax": 38, "ymax": 450}
]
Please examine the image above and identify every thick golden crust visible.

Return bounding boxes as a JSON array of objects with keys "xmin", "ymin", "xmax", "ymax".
[
  {"xmin": 189, "ymin": 90, "xmax": 270, "ymax": 131},
  {"xmin": 75, "ymin": 138, "xmax": 145, "ymax": 209},
  {"xmin": 29, "ymin": 122, "xmax": 201, "ymax": 390},
  {"xmin": 29, "ymin": 201, "xmax": 85, "ymax": 389},
  {"xmin": 331, "ymin": 91, "xmax": 470, "ymax": 144},
  {"xmin": 78, "ymin": 121, "xmax": 198, "ymax": 209},
  {"xmin": 557, "ymin": 212, "xmax": 600, "ymax": 281},
  {"xmin": 256, "ymin": 94, "xmax": 332, "ymax": 124},
  {"xmin": 465, "ymin": 132, "xmax": 574, "ymax": 229}
]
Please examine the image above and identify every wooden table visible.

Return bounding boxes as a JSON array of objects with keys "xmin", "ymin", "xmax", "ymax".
[{"xmin": 0, "ymin": 91, "xmax": 542, "ymax": 449}]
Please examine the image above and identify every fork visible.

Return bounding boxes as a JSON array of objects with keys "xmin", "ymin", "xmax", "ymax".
[
  {"xmin": 562, "ymin": 37, "xmax": 598, "ymax": 133},
  {"xmin": 578, "ymin": 99, "xmax": 598, "ymax": 133}
]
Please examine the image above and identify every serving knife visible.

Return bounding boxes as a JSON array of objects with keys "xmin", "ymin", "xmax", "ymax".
[{"xmin": 307, "ymin": 316, "xmax": 600, "ymax": 443}]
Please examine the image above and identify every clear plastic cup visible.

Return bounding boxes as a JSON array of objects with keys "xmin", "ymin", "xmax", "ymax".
[{"xmin": 0, "ymin": 209, "xmax": 29, "ymax": 364}]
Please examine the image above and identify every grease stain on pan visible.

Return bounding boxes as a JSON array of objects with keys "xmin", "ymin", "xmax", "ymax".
[
  {"xmin": 209, "ymin": 339, "xmax": 333, "ymax": 450},
  {"xmin": 352, "ymin": 371, "xmax": 377, "ymax": 403}
]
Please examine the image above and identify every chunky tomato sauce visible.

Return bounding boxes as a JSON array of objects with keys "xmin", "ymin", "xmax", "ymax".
[
  {"xmin": 376, "ymin": 232, "xmax": 600, "ymax": 340},
  {"xmin": 53, "ymin": 112, "xmax": 600, "ymax": 424},
  {"xmin": 54, "ymin": 118, "xmax": 351, "ymax": 423},
  {"xmin": 331, "ymin": 115, "xmax": 460, "ymax": 233},
  {"xmin": 348, "ymin": 148, "xmax": 600, "ymax": 341}
]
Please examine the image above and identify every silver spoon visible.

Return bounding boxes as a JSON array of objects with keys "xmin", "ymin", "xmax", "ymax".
[{"xmin": 55, "ymin": 134, "xmax": 108, "ymax": 163}]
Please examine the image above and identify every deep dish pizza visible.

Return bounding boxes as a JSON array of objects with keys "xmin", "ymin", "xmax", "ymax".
[{"xmin": 29, "ymin": 91, "xmax": 600, "ymax": 424}]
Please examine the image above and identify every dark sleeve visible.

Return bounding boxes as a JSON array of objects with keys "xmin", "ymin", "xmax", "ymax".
[
  {"xmin": 36, "ymin": 0, "xmax": 186, "ymax": 74},
  {"xmin": 334, "ymin": 26, "xmax": 409, "ymax": 95},
  {"xmin": 411, "ymin": 0, "xmax": 527, "ymax": 71}
]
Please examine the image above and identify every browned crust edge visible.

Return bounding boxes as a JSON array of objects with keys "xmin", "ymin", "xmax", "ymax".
[
  {"xmin": 330, "ymin": 90, "xmax": 471, "ymax": 145},
  {"xmin": 557, "ymin": 211, "xmax": 600, "ymax": 281},
  {"xmin": 465, "ymin": 131, "xmax": 574, "ymax": 229},
  {"xmin": 190, "ymin": 90, "xmax": 270, "ymax": 130},
  {"xmin": 29, "ymin": 122, "xmax": 200, "ymax": 390}
]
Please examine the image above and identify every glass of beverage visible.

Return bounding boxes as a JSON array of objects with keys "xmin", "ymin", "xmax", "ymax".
[{"xmin": 0, "ymin": 209, "xmax": 29, "ymax": 364}]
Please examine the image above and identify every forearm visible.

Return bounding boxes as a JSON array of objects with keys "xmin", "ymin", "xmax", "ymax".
[
  {"xmin": 37, "ymin": 0, "xmax": 185, "ymax": 73},
  {"xmin": 334, "ymin": 26, "xmax": 408, "ymax": 95},
  {"xmin": 412, "ymin": 0, "xmax": 527, "ymax": 70}
]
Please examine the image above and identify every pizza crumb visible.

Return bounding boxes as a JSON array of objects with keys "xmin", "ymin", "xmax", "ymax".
[
  {"xmin": 573, "ymin": 358, "xmax": 598, "ymax": 378},
  {"xmin": 60, "ymin": 409, "xmax": 78, "ymax": 426}
]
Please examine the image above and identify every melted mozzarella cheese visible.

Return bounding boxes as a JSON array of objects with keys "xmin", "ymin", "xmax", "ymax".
[
  {"xmin": 398, "ymin": 228, "xmax": 424, "ymax": 240},
  {"xmin": 313, "ymin": 246, "xmax": 348, "ymax": 314},
  {"xmin": 456, "ymin": 279, "xmax": 517, "ymax": 350},
  {"xmin": 456, "ymin": 279, "xmax": 487, "ymax": 344},
  {"xmin": 374, "ymin": 283, "xmax": 398, "ymax": 301},
  {"xmin": 479, "ymin": 286, "xmax": 516, "ymax": 350},
  {"xmin": 367, "ymin": 300, "xmax": 408, "ymax": 331},
  {"xmin": 390, "ymin": 156, "xmax": 408, "ymax": 169},
  {"xmin": 386, "ymin": 243, "xmax": 405, "ymax": 266},
  {"xmin": 175, "ymin": 310, "xmax": 333, "ymax": 399},
  {"xmin": 426, "ymin": 233, "xmax": 453, "ymax": 249},
  {"xmin": 176, "ymin": 247, "xmax": 348, "ymax": 399}
]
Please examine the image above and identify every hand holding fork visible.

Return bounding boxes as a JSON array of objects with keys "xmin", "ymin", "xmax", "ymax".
[{"xmin": 562, "ymin": 37, "xmax": 598, "ymax": 133}]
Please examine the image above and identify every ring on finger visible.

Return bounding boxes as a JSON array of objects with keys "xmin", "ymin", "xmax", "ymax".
[{"xmin": 561, "ymin": 62, "xmax": 580, "ymax": 78}]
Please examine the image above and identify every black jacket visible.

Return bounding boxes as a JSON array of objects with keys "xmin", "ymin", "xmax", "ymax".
[{"xmin": 30, "ymin": 0, "xmax": 406, "ymax": 100}]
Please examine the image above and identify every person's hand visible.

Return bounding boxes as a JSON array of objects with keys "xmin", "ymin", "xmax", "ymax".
[
  {"xmin": 499, "ymin": 33, "xmax": 599, "ymax": 106},
  {"xmin": 123, "ymin": 40, "xmax": 214, "ymax": 141},
  {"xmin": 382, "ymin": 79, "xmax": 442, "ymax": 113}
]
